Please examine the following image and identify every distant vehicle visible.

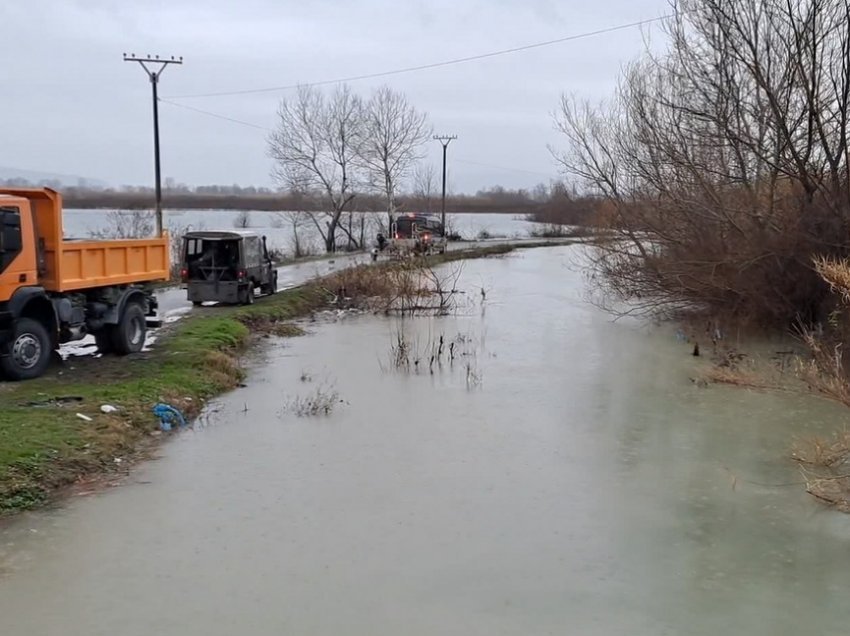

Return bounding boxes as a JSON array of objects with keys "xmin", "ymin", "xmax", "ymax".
[
  {"xmin": 181, "ymin": 231, "xmax": 277, "ymax": 306},
  {"xmin": 0, "ymin": 188, "xmax": 167, "ymax": 380},
  {"xmin": 384, "ymin": 213, "xmax": 447, "ymax": 256}
]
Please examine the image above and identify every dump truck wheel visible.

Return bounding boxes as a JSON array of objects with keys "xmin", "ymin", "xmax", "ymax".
[
  {"xmin": 112, "ymin": 303, "xmax": 146, "ymax": 355},
  {"xmin": 94, "ymin": 330, "xmax": 114, "ymax": 354},
  {"xmin": 0, "ymin": 318, "xmax": 52, "ymax": 381}
]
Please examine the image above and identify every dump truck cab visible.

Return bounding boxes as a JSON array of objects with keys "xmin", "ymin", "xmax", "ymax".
[
  {"xmin": 0, "ymin": 195, "xmax": 39, "ymax": 357},
  {"xmin": 0, "ymin": 188, "xmax": 168, "ymax": 380},
  {"xmin": 0, "ymin": 197, "xmax": 36, "ymax": 297},
  {"xmin": 181, "ymin": 231, "xmax": 277, "ymax": 305}
]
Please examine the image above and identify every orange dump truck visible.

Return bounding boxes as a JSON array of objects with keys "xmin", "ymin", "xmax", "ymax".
[{"xmin": 0, "ymin": 188, "xmax": 169, "ymax": 380}]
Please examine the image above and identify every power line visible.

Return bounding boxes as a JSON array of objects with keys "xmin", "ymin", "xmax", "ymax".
[
  {"xmin": 158, "ymin": 102, "xmax": 561, "ymax": 180},
  {"xmin": 455, "ymin": 159, "xmax": 556, "ymax": 179},
  {"xmin": 164, "ymin": 15, "xmax": 669, "ymax": 100},
  {"xmin": 159, "ymin": 98, "xmax": 271, "ymax": 131}
]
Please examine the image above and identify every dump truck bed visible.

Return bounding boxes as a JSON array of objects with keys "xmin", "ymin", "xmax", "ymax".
[
  {"xmin": 50, "ymin": 237, "xmax": 169, "ymax": 292},
  {"xmin": 0, "ymin": 187, "xmax": 169, "ymax": 292}
]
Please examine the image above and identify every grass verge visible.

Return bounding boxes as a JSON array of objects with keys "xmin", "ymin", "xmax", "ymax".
[
  {"xmin": 0, "ymin": 285, "xmax": 328, "ymax": 515},
  {"xmin": 0, "ymin": 242, "xmax": 537, "ymax": 515}
]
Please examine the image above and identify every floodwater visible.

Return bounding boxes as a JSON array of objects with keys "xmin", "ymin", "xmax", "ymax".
[
  {"xmin": 63, "ymin": 208, "xmax": 534, "ymax": 251},
  {"xmin": 3, "ymin": 246, "xmax": 850, "ymax": 635}
]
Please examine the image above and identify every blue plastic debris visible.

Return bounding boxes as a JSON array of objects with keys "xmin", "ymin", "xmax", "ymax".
[
  {"xmin": 153, "ymin": 403, "xmax": 187, "ymax": 432},
  {"xmin": 675, "ymin": 329, "xmax": 687, "ymax": 342}
]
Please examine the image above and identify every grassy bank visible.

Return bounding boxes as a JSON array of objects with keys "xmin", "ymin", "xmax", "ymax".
[
  {"xmin": 0, "ymin": 243, "xmax": 534, "ymax": 514},
  {"xmin": 0, "ymin": 286, "xmax": 328, "ymax": 513}
]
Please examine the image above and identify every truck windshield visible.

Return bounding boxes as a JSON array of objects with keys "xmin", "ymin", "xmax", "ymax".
[
  {"xmin": 0, "ymin": 207, "xmax": 23, "ymax": 272},
  {"xmin": 394, "ymin": 218, "xmax": 416, "ymax": 238},
  {"xmin": 394, "ymin": 216, "xmax": 443, "ymax": 239}
]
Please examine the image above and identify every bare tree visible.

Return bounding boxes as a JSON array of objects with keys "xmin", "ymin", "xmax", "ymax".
[
  {"xmin": 275, "ymin": 210, "xmax": 313, "ymax": 258},
  {"xmin": 361, "ymin": 86, "xmax": 431, "ymax": 229},
  {"xmin": 410, "ymin": 161, "xmax": 460, "ymax": 236},
  {"xmin": 531, "ymin": 182, "xmax": 550, "ymax": 203},
  {"xmin": 166, "ymin": 219, "xmax": 206, "ymax": 280},
  {"xmin": 412, "ymin": 162, "xmax": 437, "ymax": 214},
  {"xmin": 268, "ymin": 84, "xmax": 364, "ymax": 253},
  {"xmin": 88, "ymin": 210, "xmax": 154, "ymax": 239},
  {"xmin": 341, "ymin": 211, "xmax": 361, "ymax": 251},
  {"xmin": 233, "ymin": 210, "xmax": 251, "ymax": 229},
  {"xmin": 553, "ymin": 0, "xmax": 850, "ymax": 325}
]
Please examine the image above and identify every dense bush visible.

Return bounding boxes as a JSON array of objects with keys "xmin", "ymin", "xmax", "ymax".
[{"xmin": 555, "ymin": 0, "xmax": 850, "ymax": 326}]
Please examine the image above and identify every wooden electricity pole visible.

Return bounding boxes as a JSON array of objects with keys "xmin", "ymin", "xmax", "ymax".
[
  {"xmin": 433, "ymin": 134, "xmax": 457, "ymax": 233},
  {"xmin": 123, "ymin": 53, "xmax": 183, "ymax": 236}
]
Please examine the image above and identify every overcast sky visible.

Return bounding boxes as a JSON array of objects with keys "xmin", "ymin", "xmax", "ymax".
[{"xmin": 1, "ymin": 0, "xmax": 669, "ymax": 193}]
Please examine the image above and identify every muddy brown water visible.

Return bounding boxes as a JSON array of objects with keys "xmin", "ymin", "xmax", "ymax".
[{"xmin": 3, "ymin": 246, "xmax": 850, "ymax": 635}]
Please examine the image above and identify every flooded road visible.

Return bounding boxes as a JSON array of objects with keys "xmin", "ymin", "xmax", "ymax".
[
  {"xmin": 153, "ymin": 237, "xmax": 564, "ymax": 317},
  {"xmin": 4, "ymin": 246, "xmax": 850, "ymax": 634},
  {"xmin": 57, "ymin": 252, "xmax": 368, "ymax": 359}
]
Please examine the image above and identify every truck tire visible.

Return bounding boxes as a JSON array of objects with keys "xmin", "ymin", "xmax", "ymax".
[
  {"xmin": 112, "ymin": 303, "xmax": 146, "ymax": 355},
  {"xmin": 94, "ymin": 331, "xmax": 114, "ymax": 354},
  {"xmin": 0, "ymin": 318, "xmax": 52, "ymax": 381}
]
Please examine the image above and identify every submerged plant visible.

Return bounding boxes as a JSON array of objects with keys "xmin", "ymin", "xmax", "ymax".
[
  {"xmin": 381, "ymin": 328, "xmax": 486, "ymax": 391},
  {"xmin": 286, "ymin": 384, "xmax": 342, "ymax": 417},
  {"xmin": 465, "ymin": 361, "xmax": 483, "ymax": 389},
  {"xmin": 324, "ymin": 259, "xmax": 466, "ymax": 315}
]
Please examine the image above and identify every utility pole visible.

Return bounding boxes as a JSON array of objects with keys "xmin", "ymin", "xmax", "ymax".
[
  {"xmin": 433, "ymin": 135, "xmax": 457, "ymax": 234},
  {"xmin": 123, "ymin": 53, "xmax": 183, "ymax": 236}
]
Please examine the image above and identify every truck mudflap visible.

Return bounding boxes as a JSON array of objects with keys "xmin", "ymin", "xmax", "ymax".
[{"xmin": 143, "ymin": 290, "xmax": 162, "ymax": 328}]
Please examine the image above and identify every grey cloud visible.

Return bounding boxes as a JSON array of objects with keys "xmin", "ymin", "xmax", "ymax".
[{"xmin": 1, "ymin": 0, "xmax": 669, "ymax": 192}]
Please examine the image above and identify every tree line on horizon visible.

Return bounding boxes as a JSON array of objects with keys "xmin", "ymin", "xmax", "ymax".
[{"xmin": 1, "ymin": 176, "xmax": 596, "ymax": 228}]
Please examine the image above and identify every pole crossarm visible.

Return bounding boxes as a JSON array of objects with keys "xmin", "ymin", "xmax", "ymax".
[
  {"xmin": 124, "ymin": 54, "xmax": 183, "ymax": 77},
  {"xmin": 433, "ymin": 134, "xmax": 457, "ymax": 147}
]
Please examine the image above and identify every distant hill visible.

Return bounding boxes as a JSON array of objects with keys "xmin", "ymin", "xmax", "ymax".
[{"xmin": 0, "ymin": 166, "xmax": 108, "ymax": 189}]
